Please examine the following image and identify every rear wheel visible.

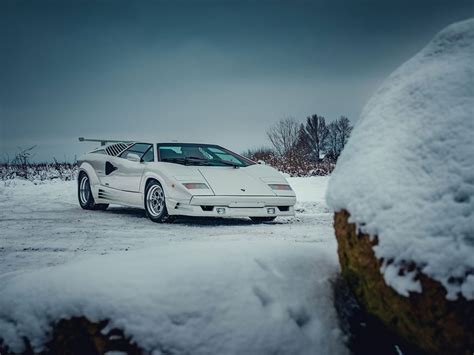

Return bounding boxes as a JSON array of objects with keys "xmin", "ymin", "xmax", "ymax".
[
  {"xmin": 250, "ymin": 217, "xmax": 276, "ymax": 223},
  {"xmin": 78, "ymin": 172, "xmax": 109, "ymax": 211},
  {"xmin": 145, "ymin": 180, "xmax": 174, "ymax": 223}
]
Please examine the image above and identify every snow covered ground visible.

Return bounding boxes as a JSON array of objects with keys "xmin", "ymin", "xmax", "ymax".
[{"xmin": 0, "ymin": 176, "xmax": 348, "ymax": 354}]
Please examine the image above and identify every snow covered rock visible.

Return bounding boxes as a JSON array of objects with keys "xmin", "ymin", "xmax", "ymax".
[
  {"xmin": 327, "ymin": 18, "xmax": 474, "ymax": 354},
  {"xmin": 0, "ymin": 241, "xmax": 346, "ymax": 355}
]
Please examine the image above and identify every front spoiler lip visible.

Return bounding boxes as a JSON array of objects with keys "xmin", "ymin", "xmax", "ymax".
[
  {"xmin": 166, "ymin": 195, "xmax": 296, "ymax": 217},
  {"xmin": 168, "ymin": 205, "xmax": 295, "ymax": 218},
  {"xmin": 188, "ymin": 195, "xmax": 296, "ymax": 207}
]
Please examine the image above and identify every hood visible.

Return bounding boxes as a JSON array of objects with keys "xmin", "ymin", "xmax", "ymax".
[{"xmin": 198, "ymin": 166, "xmax": 276, "ymax": 196}]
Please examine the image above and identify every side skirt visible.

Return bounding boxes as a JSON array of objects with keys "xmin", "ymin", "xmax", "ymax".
[{"xmin": 93, "ymin": 185, "xmax": 144, "ymax": 209}]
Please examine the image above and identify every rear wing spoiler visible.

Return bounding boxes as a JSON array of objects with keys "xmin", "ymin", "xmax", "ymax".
[{"xmin": 78, "ymin": 137, "xmax": 134, "ymax": 146}]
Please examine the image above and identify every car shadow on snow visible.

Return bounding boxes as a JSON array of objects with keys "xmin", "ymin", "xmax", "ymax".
[
  {"xmin": 102, "ymin": 206, "xmax": 286, "ymax": 226},
  {"xmin": 103, "ymin": 206, "xmax": 147, "ymax": 219}
]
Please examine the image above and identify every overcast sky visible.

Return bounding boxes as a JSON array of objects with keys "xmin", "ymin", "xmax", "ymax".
[{"xmin": 1, "ymin": 0, "xmax": 472, "ymax": 161}]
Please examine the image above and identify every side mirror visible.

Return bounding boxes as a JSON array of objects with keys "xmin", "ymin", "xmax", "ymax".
[
  {"xmin": 257, "ymin": 160, "xmax": 266, "ymax": 165},
  {"xmin": 127, "ymin": 153, "xmax": 141, "ymax": 162}
]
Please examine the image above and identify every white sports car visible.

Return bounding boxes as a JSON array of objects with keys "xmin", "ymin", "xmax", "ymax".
[{"xmin": 77, "ymin": 138, "xmax": 296, "ymax": 223}]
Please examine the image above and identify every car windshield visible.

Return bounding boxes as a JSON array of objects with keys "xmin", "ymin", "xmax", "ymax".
[{"xmin": 157, "ymin": 144, "xmax": 253, "ymax": 167}]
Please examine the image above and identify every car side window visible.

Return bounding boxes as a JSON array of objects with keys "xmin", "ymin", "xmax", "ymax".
[
  {"xmin": 119, "ymin": 143, "xmax": 153, "ymax": 161},
  {"xmin": 142, "ymin": 147, "xmax": 154, "ymax": 162}
]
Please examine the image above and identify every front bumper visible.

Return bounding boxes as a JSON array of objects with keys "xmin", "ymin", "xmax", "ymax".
[{"xmin": 167, "ymin": 195, "xmax": 296, "ymax": 218}]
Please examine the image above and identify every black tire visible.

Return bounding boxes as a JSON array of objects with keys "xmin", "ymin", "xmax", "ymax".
[
  {"xmin": 78, "ymin": 172, "xmax": 109, "ymax": 211},
  {"xmin": 250, "ymin": 217, "xmax": 276, "ymax": 223},
  {"xmin": 144, "ymin": 180, "xmax": 174, "ymax": 223}
]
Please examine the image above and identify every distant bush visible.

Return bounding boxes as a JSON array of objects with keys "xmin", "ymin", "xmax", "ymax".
[
  {"xmin": 242, "ymin": 148, "xmax": 335, "ymax": 177},
  {"xmin": 0, "ymin": 162, "xmax": 78, "ymax": 182},
  {"xmin": 1, "ymin": 147, "xmax": 78, "ymax": 182}
]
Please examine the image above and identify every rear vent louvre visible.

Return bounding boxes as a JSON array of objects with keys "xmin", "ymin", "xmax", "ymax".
[{"xmin": 105, "ymin": 143, "xmax": 133, "ymax": 156}]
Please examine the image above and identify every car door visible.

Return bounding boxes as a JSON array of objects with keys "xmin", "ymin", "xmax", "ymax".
[{"xmin": 102, "ymin": 143, "xmax": 154, "ymax": 192}]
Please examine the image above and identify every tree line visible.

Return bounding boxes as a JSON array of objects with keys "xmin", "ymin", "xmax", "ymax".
[{"xmin": 244, "ymin": 115, "xmax": 353, "ymax": 176}]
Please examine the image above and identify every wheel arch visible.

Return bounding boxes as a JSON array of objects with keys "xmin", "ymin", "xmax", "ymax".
[
  {"xmin": 142, "ymin": 172, "xmax": 168, "ymax": 194},
  {"xmin": 78, "ymin": 162, "xmax": 100, "ymax": 186}
]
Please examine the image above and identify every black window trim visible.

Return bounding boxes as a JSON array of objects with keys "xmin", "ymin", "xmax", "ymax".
[{"xmin": 119, "ymin": 143, "xmax": 154, "ymax": 162}]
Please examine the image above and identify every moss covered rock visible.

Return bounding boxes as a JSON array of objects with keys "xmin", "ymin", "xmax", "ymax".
[{"xmin": 334, "ymin": 210, "xmax": 474, "ymax": 355}]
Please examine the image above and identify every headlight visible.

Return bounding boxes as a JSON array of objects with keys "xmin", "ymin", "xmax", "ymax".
[
  {"xmin": 268, "ymin": 184, "xmax": 292, "ymax": 191},
  {"xmin": 183, "ymin": 183, "xmax": 209, "ymax": 189}
]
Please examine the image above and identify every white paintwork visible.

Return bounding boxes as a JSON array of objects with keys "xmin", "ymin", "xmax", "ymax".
[
  {"xmin": 197, "ymin": 166, "xmax": 275, "ymax": 196},
  {"xmin": 78, "ymin": 142, "xmax": 296, "ymax": 219},
  {"xmin": 126, "ymin": 153, "xmax": 141, "ymax": 162}
]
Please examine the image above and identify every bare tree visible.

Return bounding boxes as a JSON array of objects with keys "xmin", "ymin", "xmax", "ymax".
[
  {"xmin": 266, "ymin": 117, "xmax": 300, "ymax": 157},
  {"xmin": 326, "ymin": 121, "xmax": 339, "ymax": 161},
  {"xmin": 294, "ymin": 123, "xmax": 311, "ymax": 158},
  {"xmin": 326, "ymin": 116, "xmax": 353, "ymax": 161},
  {"xmin": 12, "ymin": 146, "xmax": 36, "ymax": 166},
  {"xmin": 303, "ymin": 114, "xmax": 329, "ymax": 162},
  {"xmin": 11, "ymin": 146, "xmax": 36, "ymax": 179},
  {"xmin": 336, "ymin": 116, "xmax": 352, "ymax": 151}
]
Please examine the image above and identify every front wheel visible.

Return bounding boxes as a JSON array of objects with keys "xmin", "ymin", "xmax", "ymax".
[
  {"xmin": 250, "ymin": 217, "xmax": 276, "ymax": 223},
  {"xmin": 78, "ymin": 172, "xmax": 109, "ymax": 210},
  {"xmin": 145, "ymin": 180, "xmax": 174, "ymax": 223}
]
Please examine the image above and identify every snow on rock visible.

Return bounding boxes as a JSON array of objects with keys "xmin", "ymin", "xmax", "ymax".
[
  {"xmin": 326, "ymin": 18, "xmax": 474, "ymax": 300},
  {"xmin": 0, "ymin": 241, "xmax": 346, "ymax": 354}
]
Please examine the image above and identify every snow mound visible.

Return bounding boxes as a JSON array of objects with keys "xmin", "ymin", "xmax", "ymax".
[
  {"xmin": 0, "ymin": 241, "xmax": 346, "ymax": 354},
  {"xmin": 326, "ymin": 18, "xmax": 474, "ymax": 300}
]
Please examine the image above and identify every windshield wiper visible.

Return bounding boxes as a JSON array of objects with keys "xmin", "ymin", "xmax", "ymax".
[
  {"xmin": 211, "ymin": 160, "xmax": 240, "ymax": 168},
  {"xmin": 188, "ymin": 156, "xmax": 241, "ymax": 168},
  {"xmin": 161, "ymin": 157, "xmax": 212, "ymax": 166},
  {"xmin": 160, "ymin": 157, "xmax": 185, "ymax": 164}
]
